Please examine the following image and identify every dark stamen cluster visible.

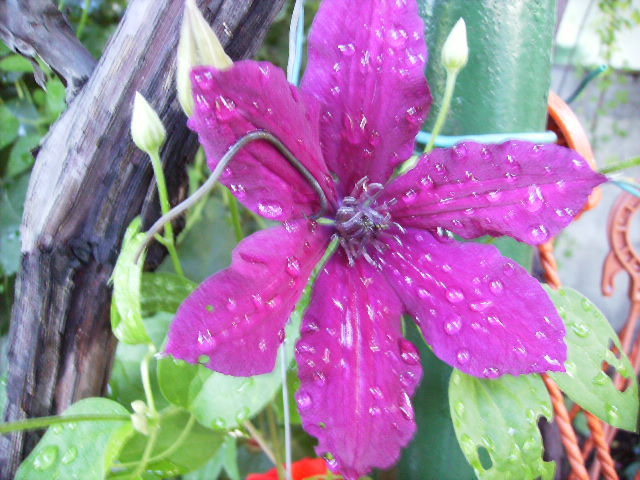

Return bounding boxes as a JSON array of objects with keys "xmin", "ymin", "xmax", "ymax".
[{"xmin": 335, "ymin": 177, "xmax": 394, "ymax": 265}]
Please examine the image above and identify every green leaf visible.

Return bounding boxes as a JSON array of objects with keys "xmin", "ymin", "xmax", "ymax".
[
  {"xmin": 0, "ymin": 105, "xmax": 19, "ymax": 149},
  {"xmin": 45, "ymin": 78, "xmax": 66, "ymax": 119},
  {"xmin": 0, "ymin": 55, "xmax": 33, "ymax": 72},
  {"xmin": 0, "ymin": 173, "xmax": 29, "ymax": 275},
  {"xmin": 159, "ymin": 195, "xmax": 235, "ymax": 282},
  {"xmin": 547, "ymin": 287, "xmax": 639, "ymax": 431},
  {"xmin": 449, "ymin": 371, "xmax": 554, "ymax": 480},
  {"xmin": 475, "ymin": 236, "xmax": 533, "ymax": 272},
  {"xmin": 7, "ymin": 134, "xmax": 40, "ymax": 178},
  {"xmin": 140, "ymin": 272, "xmax": 197, "ymax": 316},
  {"xmin": 115, "ymin": 410, "xmax": 225, "ymax": 477},
  {"xmin": 158, "ymin": 280, "xmax": 309, "ymax": 431},
  {"xmin": 185, "ymin": 437, "xmax": 239, "ymax": 480},
  {"xmin": 399, "ymin": 326, "xmax": 475, "ymax": 480},
  {"xmin": 15, "ymin": 398, "xmax": 133, "ymax": 479},
  {"xmin": 111, "ymin": 217, "xmax": 151, "ymax": 345}
]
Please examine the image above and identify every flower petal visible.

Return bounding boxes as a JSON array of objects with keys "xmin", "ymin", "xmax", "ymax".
[
  {"xmin": 302, "ymin": 0, "xmax": 431, "ymax": 192},
  {"xmin": 190, "ymin": 62, "xmax": 337, "ymax": 221},
  {"xmin": 383, "ymin": 141, "xmax": 606, "ymax": 243},
  {"xmin": 296, "ymin": 253, "xmax": 421, "ymax": 480},
  {"xmin": 165, "ymin": 219, "xmax": 329, "ymax": 376},
  {"xmin": 379, "ymin": 228, "xmax": 567, "ymax": 378}
]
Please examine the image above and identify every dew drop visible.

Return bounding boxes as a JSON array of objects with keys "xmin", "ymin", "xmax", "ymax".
[
  {"xmin": 486, "ymin": 190, "xmax": 503, "ymax": 202},
  {"xmin": 606, "ymin": 404, "xmax": 619, "ymax": 423},
  {"xmin": 470, "ymin": 300, "xmax": 493, "ymax": 312},
  {"xmin": 286, "ymin": 256, "xmax": 301, "ymax": 278},
  {"xmin": 369, "ymin": 386, "xmax": 384, "ymax": 400},
  {"xmin": 502, "ymin": 262, "xmax": 516, "ymax": 276},
  {"xmin": 403, "ymin": 189, "xmax": 417, "ymax": 204},
  {"xmin": 61, "ymin": 446, "xmax": 78, "ymax": 465},
  {"xmin": 592, "ymin": 371, "xmax": 609, "ymax": 385},
  {"xmin": 454, "ymin": 402, "xmax": 465, "ymax": 417},
  {"xmin": 398, "ymin": 338, "xmax": 420, "ymax": 365},
  {"xmin": 197, "ymin": 330, "xmax": 215, "ymax": 351},
  {"xmin": 296, "ymin": 391, "xmax": 313, "ymax": 410},
  {"xmin": 456, "ymin": 349, "xmax": 470, "ymax": 364},
  {"xmin": 482, "ymin": 366, "xmax": 500, "ymax": 378},
  {"xmin": 398, "ymin": 391, "xmax": 414, "ymax": 421},
  {"xmin": 226, "ymin": 297, "xmax": 237, "ymax": 311},
  {"xmin": 338, "ymin": 43, "xmax": 356, "ymax": 56},
  {"xmin": 405, "ymin": 106, "xmax": 422, "ymax": 125},
  {"xmin": 525, "ymin": 185, "xmax": 544, "ymax": 213},
  {"xmin": 257, "ymin": 202, "xmax": 283, "ymax": 219},
  {"xmin": 214, "ymin": 96, "xmax": 237, "ymax": 121},
  {"xmin": 212, "ymin": 418, "xmax": 226, "ymax": 429},
  {"xmin": 444, "ymin": 316, "xmax": 462, "ymax": 335},
  {"xmin": 33, "ymin": 445, "xmax": 58, "ymax": 471},
  {"xmin": 385, "ymin": 26, "xmax": 408, "ymax": 47},
  {"xmin": 446, "ymin": 288, "xmax": 465, "ymax": 304},
  {"xmin": 528, "ymin": 225, "xmax": 549, "ymax": 243},
  {"xmin": 489, "ymin": 280, "xmax": 504, "ymax": 295},
  {"xmin": 571, "ymin": 322, "xmax": 590, "ymax": 337},
  {"xmin": 369, "ymin": 406, "xmax": 382, "ymax": 417}
]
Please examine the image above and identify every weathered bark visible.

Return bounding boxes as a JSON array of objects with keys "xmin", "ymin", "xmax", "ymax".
[
  {"xmin": 0, "ymin": 0, "xmax": 97, "ymax": 98},
  {"xmin": 1, "ymin": 0, "xmax": 285, "ymax": 476}
]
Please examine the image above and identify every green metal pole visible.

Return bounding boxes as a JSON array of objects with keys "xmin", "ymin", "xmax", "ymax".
[
  {"xmin": 421, "ymin": 0, "xmax": 556, "ymax": 135},
  {"xmin": 400, "ymin": 3, "xmax": 557, "ymax": 479}
]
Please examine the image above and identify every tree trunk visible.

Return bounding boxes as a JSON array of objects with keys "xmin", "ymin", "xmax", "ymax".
[{"xmin": 0, "ymin": 0, "xmax": 285, "ymax": 476}]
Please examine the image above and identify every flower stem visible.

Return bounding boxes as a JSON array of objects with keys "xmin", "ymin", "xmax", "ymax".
[
  {"xmin": 244, "ymin": 420, "xmax": 277, "ymax": 465},
  {"xmin": 424, "ymin": 69, "xmax": 458, "ymax": 153},
  {"xmin": 131, "ymin": 425, "xmax": 159, "ymax": 477},
  {"xmin": 0, "ymin": 414, "xmax": 130, "ymax": 434},
  {"xmin": 115, "ymin": 414, "xmax": 196, "ymax": 470},
  {"xmin": 141, "ymin": 346, "xmax": 157, "ymax": 416},
  {"xmin": 76, "ymin": 0, "xmax": 91, "ymax": 39},
  {"xmin": 149, "ymin": 150, "xmax": 185, "ymax": 277},
  {"xmin": 226, "ymin": 189, "xmax": 244, "ymax": 241},
  {"xmin": 599, "ymin": 156, "xmax": 640, "ymax": 175}
]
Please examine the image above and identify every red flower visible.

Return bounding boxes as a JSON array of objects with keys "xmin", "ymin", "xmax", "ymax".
[{"xmin": 247, "ymin": 458, "xmax": 331, "ymax": 480}]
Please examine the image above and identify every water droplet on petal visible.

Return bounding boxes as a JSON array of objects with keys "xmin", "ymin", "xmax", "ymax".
[
  {"xmin": 606, "ymin": 404, "xmax": 619, "ymax": 423},
  {"xmin": 214, "ymin": 96, "xmax": 237, "ymax": 121},
  {"xmin": 489, "ymin": 280, "xmax": 504, "ymax": 295},
  {"xmin": 386, "ymin": 26, "xmax": 408, "ymax": 47},
  {"xmin": 483, "ymin": 366, "xmax": 500, "ymax": 378},
  {"xmin": 257, "ymin": 202, "xmax": 283, "ymax": 219},
  {"xmin": 444, "ymin": 316, "xmax": 462, "ymax": 335},
  {"xmin": 33, "ymin": 445, "xmax": 58, "ymax": 471},
  {"xmin": 470, "ymin": 300, "xmax": 493, "ymax": 312},
  {"xmin": 398, "ymin": 338, "xmax": 420, "ymax": 365},
  {"xmin": 296, "ymin": 391, "xmax": 313, "ymax": 410},
  {"xmin": 528, "ymin": 225, "xmax": 549, "ymax": 242},
  {"xmin": 446, "ymin": 288, "xmax": 465, "ymax": 303},
  {"xmin": 338, "ymin": 43, "xmax": 356, "ymax": 56},
  {"xmin": 456, "ymin": 349, "xmax": 470, "ymax": 364},
  {"xmin": 286, "ymin": 256, "xmax": 301, "ymax": 277},
  {"xmin": 398, "ymin": 391, "xmax": 414, "ymax": 421},
  {"xmin": 369, "ymin": 406, "xmax": 382, "ymax": 417}
]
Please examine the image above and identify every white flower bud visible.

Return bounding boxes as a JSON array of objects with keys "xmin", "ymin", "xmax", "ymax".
[
  {"xmin": 441, "ymin": 18, "xmax": 468, "ymax": 73},
  {"xmin": 131, "ymin": 92, "xmax": 166, "ymax": 155},
  {"xmin": 131, "ymin": 412, "xmax": 150, "ymax": 435},
  {"xmin": 131, "ymin": 400, "xmax": 148, "ymax": 415},
  {"xmin": 177, "ymin": 0, "xmax": 233, "ymax": 116}
]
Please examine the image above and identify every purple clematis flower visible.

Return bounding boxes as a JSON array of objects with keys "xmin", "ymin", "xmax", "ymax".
[{"xmin": 166, "ymin": 0, "xmax": 606, "ymax": 477}]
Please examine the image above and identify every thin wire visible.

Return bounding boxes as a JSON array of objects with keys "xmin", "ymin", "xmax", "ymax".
[
  {"xmin": 287, "ymin": 0, "xmax": 305, "ymax": 85},
  {"xmin": 566, "ymin": 65, "xmax": 608, "ymax": 104},
  {"xmin": 415, "ymin": 130, "xmax": 558, "ymax": 148},
  {"xmin": 134, "ymin": 130, "xmax": 329, "ymax": 263},
  {"xmin": 280, "ymin": 344, "xmax": 293, "ymax": 480}
]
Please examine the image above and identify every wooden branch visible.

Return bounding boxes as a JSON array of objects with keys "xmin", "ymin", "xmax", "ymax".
[
  {"xmin": 0, "ymin": 0, "xmax": 97, "ymax": 97},
  {"xmin": 0, "ymin": 0, "xmax": 285, "ymax": 476}
]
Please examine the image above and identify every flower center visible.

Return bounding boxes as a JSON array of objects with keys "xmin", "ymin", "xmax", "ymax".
[{"xmin": 335, "ymin": 177, "xmax": 392, "ymax": 265}]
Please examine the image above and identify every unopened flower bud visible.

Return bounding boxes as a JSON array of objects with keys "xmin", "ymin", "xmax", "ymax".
[
  {"xmin": 131, "ymin": 92, "xmax": 166, "ymax": 155},
  {"xmin": 441, "ymin": 18, "xmax": 468, "ymax": 73},
  {"xmin": 131, "ymin": 400, "xmax": 148, "ymax": 415},
  {"xmin": 131, "ymin": 412, "xmax": 150, "ymax": 435},
  {"xmin": 177, "ymin": 0, "xmax": 233, "ymax": 115}
]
